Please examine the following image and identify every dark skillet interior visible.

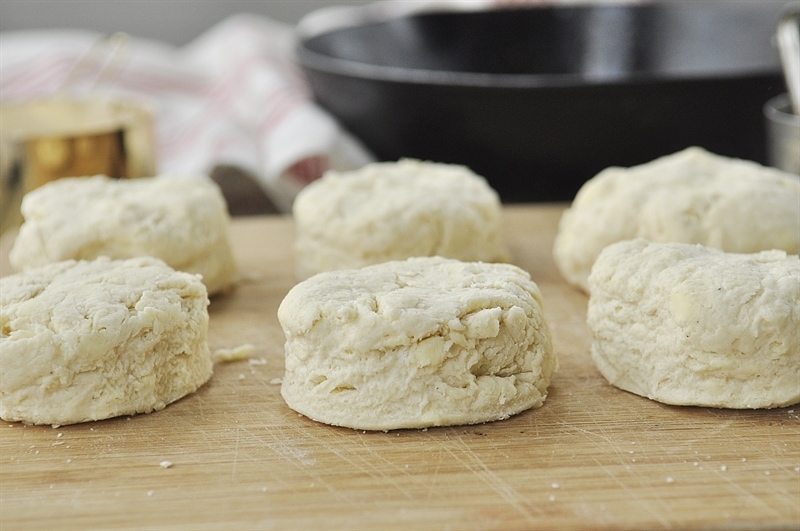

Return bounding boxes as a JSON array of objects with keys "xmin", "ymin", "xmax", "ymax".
[
  {"xmin": 298, "ymin": 3, "xmax": 786, "ymax": 202},
  {"xmin": 302, "ymin": 4, "xmax": 780, "ymax": 79}
]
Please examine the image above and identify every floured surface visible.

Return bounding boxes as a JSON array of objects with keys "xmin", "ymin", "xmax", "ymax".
[{"xmin": 0, "ymin": 205, "xmax": 798, "ymax": 531}]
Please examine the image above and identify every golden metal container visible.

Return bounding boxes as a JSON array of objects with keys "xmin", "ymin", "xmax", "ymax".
[{"xmin": 0, "ymin": 96, "xmax": 156, "ymax": 235}]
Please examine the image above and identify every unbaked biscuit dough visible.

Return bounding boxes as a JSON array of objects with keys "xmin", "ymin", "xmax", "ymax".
[
  {"xmin": 587, "ymin": 239, "xmax": 800, "ymax": 409},
  {"xmin": 0, "ymin": 256, "xmax": 212, "ymax": 425},
  {"xmin": 554, "ymin": 147, "xmax": 800, "ymax": 292},
  {"xmin": 278, "ymin": 256, "xmax": 556, "ymax": 430},
  {"xmin": 9, "ymin": 175, "xmax": 237, "ymax": 295},
  {"xmin": 292, "ymin": 159, "xmax": 509, "ymax": 279}
]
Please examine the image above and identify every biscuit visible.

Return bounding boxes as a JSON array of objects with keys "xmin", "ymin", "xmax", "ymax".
[
  {"xmin": 554, "ymin": 147, "xmax": 800, "ymax": 292},
  {"xmin": 587, "ymin": 239, "xmax": 800, "ymax": 409},
  {"xmin": 278, "ymin": 256, "xmax": 556, "ymax": 430},
  {"xmin": 9, "ymin": 175, "xmax": 237, "ymax": 295},
  {"xmin": 0, "ymin": 256, "xmax": 212, "ymax": 425},
  {"xmin": 292, "ymin": 159, "xmax": 509, "ymax": 278}
]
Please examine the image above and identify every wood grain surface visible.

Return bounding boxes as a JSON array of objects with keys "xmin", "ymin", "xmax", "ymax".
[{"xmin": 1, "ymin": 204, "xmax": 798, "ymax": 530}]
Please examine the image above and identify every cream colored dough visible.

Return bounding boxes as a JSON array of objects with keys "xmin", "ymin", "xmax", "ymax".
[
  {"xmin": 0, "ymin": 256, "xmax": 212, "ymax": 425},
  {"xmin": 292, "ymin": 159, "xmax": 509, "ymax": 279},
  {"xmin": 554, "ymin": 147, "xmax": 800, "ymax": 292},
  {"xmin": 278, "ymin": 256, "xmax": 556, "ymax": 431},
  {"xmin": 9, "ymin": 175, "xmax": 237, "ymax": 295},
  {"xmin": 587, "ymin": 239, "xmax": 800, "ymax": 409}
]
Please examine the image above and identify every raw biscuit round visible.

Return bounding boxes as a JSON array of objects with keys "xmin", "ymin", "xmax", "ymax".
[
  {"xmin": 554, "ymin": 147, "xmax": 800, "ymax": 292},
  {"xmin": 587, "ymin": 239, "xmax": 800, "ymax": 409},
  {"xmin": 278, "ymin": 256, "xmax": 556, "ymax": 430},
  {"xmin": 0, "ymin": 256, "xmax": 213, "ymax": 425},
  {"xmin": 292, "ymin": 159, "xmax": 509, "ymax": 279},
  {"xmin": 9, "ymin": 175, "xmax": 237, "ymax": 295}
]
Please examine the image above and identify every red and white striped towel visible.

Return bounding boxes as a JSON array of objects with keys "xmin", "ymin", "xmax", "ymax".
[{"xmin": 0, "ymin": 14, "xmax": 374, "ymax": 212}]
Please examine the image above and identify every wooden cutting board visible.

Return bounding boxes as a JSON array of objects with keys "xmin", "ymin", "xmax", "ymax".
[{"xmin": 1, "ymin": 204, "xmax": 798, "ymax": 530}]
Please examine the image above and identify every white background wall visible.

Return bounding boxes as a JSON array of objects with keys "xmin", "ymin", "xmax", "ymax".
[{"xmin": 0, "ymin": 0, "xmax": 373, "ymax": 45}]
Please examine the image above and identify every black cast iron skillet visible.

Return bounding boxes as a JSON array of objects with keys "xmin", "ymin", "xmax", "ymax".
[{"xmin": 297, "ymin": 2, "xmax": 786, "ymax": 202}]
